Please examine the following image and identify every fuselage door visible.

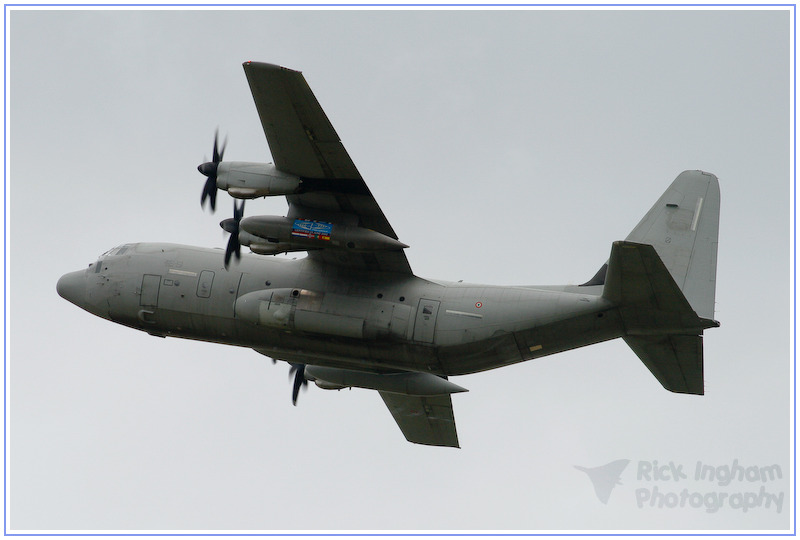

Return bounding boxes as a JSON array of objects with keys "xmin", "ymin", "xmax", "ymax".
[
  {"xmin": 413, "ymin": 299, "xmax": 440, "ymax": 343},
  {"xmin": 140, "ymin": 274, "xmax": 161, "ymax": 307},
  {"xmin": 196, "ymin": 270, "xmax": 215, "ymax": 298}
]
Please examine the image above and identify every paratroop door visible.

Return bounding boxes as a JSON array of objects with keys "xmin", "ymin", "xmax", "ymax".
[{"xmin": 413, "ymin": 299, "xmax": 440, "ymax": 343}]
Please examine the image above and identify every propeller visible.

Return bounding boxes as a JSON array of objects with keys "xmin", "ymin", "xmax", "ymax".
[
  {"xmin": 289, "ymin": 363, "xmax": 308, "ymax": 406},
  {"xmin": 198, "ymin": 130, "xmax": 227, "ymax": 212},
  {"xmin": 220, "ymin": 200, "xmax": 245, "ymax": 269}
]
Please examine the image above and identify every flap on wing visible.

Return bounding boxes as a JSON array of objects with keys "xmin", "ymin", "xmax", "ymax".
[{"xmin": 379, "ymin": 392, "xmax": 460, "ymax": 448}]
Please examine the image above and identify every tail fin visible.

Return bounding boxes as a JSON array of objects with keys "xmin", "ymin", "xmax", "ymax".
[
  {"xmin": 625, "ymin": 170, "xmax": 720, "ymax": 320},
  {"xmin": 602, "ymin": 171, "xmax": 721, "ymax": 395}
]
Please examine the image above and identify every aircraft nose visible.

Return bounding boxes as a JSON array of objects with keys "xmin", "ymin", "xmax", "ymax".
[{"xmin": 57, "ymin": 270, "xmax": 86, "ymax": 307}]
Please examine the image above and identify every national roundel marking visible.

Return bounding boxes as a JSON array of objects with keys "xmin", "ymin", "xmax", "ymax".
[{"xmin": 475, "ymin": 302, "xmax": 483, "ymax": 309}]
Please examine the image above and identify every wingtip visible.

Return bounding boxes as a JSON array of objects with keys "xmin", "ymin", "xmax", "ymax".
[{"xmin": 242, "ymin": 61, "xmax": 301, "ymax": 74}]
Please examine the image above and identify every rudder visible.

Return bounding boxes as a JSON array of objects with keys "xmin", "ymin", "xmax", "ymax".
[{"xmin": 625, "ymin": 170, "xmax": 720, "ymax": 320}]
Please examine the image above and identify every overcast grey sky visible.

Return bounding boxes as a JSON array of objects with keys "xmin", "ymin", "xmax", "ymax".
[{"xmin": 8, "ymin": 7, "xmax": 793, "ymax": 532}]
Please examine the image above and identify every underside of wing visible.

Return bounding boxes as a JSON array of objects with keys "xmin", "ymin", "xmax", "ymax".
[
  {"xmin": 379, "ymin": 392, "xmax": 460, "ymax": 448},
  {"xmin": 242, "ymin": 62, "xmax": 358, "ymax": 180},
  {"xmin": 242, "ymin": 62, "xmax": 410, "ymax": 274}
]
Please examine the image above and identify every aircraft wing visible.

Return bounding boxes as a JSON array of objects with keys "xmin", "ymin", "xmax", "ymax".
[
  {"xmin": 379, "ymin": 392, "xmax": 460, "ymax": 448},
  {"xmin": 242, "ymin": 62, "xmax": 411, "ymax": 274}
]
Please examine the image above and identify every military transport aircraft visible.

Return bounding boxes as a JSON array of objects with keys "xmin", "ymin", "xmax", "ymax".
[{"xmin": 57, "ymin": 61, "xmax": 720, "ymax": 448}]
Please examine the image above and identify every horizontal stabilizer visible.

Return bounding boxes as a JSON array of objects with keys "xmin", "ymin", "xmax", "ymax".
[
  {"xmin": 603, "ymin": 241, "xmax": 717, "ymax": 395},
  {"xmin": 624, "ymin": 334, "xmax": 704, "ymax": 395},
  {"xmin": 603, "ymin": 241, "xmax": 718, "ymax": 334}
]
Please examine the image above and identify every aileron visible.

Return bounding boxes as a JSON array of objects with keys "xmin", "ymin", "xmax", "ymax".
[{"xmin": 243, "ymin": 61, "xmax": 358, "ymax": 179}]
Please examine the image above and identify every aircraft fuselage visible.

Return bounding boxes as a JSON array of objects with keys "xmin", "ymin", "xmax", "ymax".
[{"xmin": 57, "ymin": 242, "xmax": 623, "ymax": 377}]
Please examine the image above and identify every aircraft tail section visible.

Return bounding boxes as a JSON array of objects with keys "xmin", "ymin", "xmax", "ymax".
[
  {"xmin": 600, "ymin": 170, "xmax": 721, "ymax": 395},
  {"xmin": 602, "ymin": 241, "xmax": 718, "ymax": 394},
  {"xmin": 624, "ymin": 170, "xmax": 720, "ymax": 320}
]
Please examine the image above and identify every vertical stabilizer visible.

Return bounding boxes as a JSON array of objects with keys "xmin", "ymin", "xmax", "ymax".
[
  {"xmin": 625, "ymin": 171, "xmax": 720, "ymax": 320},
  {"xmin": 600, "ymin": 171, "xmax": 721, "ymax": 395}
]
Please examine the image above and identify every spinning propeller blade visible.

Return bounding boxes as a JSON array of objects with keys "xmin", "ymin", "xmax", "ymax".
[
  {"xmin": 198, "ymin": 130, "xmax": 227, "ymax": 212},
  {"xmin": 220, "ymin": 200, "xmax": 245, "ymax": 269},
  {"xmin": 289, "ymin": 363, "xmax": 308, "ymax": 406}
]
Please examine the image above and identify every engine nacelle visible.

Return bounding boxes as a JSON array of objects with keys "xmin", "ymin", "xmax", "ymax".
[
  {"xmin": 239, "ymin": 216, "xmax": 408, "ymax": 252},
  {"xmin": 237, "ymin": 231, "xmax": 306, "ymax": 256},
  {"xmin": 215, "ymin": 162, "xmax": 302, "ymax": 198},
  {"xmin": 304, "ymin": 366, "xmax": 469, "ymax": 396},
  {"xmin": 313, "ymin": 380, "xmax": 347, "ymax": 390}
]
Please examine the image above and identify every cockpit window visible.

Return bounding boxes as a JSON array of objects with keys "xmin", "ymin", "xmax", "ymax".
[
  {"xmin": 102, "ymin": 244, "xmax": 134, "ymax": 257},
  {"xmin": 95, "ymin": 244, "xmax": 134, "ymax": 273}
]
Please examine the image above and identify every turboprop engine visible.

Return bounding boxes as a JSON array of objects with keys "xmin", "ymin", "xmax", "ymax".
[
  {"xmin": 213, "ymin": 162, "xmax": 302, "ymax": 198},
  {"xmin": 197, "ymin": 130, "xmax": 303, "ymax": 212}
]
